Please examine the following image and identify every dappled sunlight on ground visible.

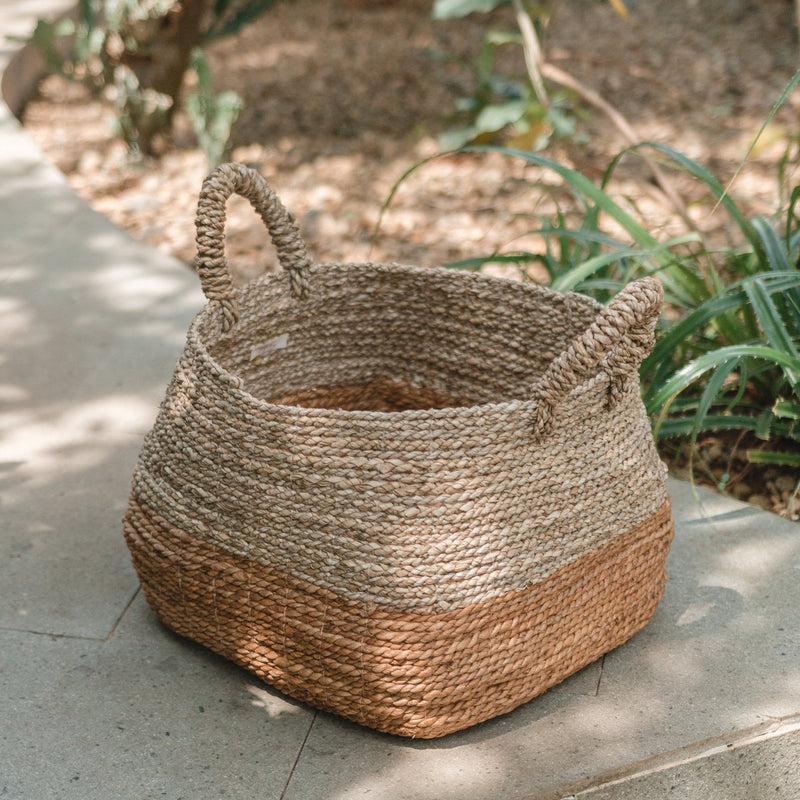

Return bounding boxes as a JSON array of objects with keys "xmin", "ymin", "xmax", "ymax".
[
  {"xmin": 0, "ymin": 155, "xmax": 203, "ymax": 635},
  {"xmin": 0, "ymin": 394, "xmax": 155, "ymax": 493},
  {"xmin": 23, "ymin": 0, "xmax": 800, "ymax": 292},
  {"xmin": 246, "ymin": 684, "xmax": 304, "ymax": 719}
]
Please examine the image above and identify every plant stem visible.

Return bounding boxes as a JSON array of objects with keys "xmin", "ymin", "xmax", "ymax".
[
  {"xmin": 511, "ymin": 0, "xmax": 549, "ymax": 109},
  {"xmin": 540, "ymin": 61, "xmax": 696, "ymax": 233},
  {"xmin": 509, "ymin": 1, "xmax": 695, "ymax": 236},
  {"xmin": 796, "ymin": 0, "xmax": 800, "ymax": 49}
]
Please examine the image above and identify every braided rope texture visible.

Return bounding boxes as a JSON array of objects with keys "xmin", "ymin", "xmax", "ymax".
[
  {"xmin": 124, "ymin": 166, "xmax": 674, "ymax": 737},
  {"xmin": 195, "ymin": 162, "xmax": 311, "ymax": 330},
  {"xmin": 126, "ymin": 496, "xmax": 673, "ymax": 738}
]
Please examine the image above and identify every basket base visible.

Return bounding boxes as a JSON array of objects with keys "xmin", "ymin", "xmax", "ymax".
[{"xmin": 124, "ymin": 499, "xmax": 673, "ymax": 738}]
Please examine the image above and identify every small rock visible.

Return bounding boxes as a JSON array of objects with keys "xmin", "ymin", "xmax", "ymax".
[
  {"xmin": 77, "ymin": 149, "xmax": 102, "ymax": 174},
  {"xmin": 747, "ymin": 494, "xmax": 773, "ymax": 511},
  {"xmin": 774, "ymin": 475, "xmax": 798, "ymax": 494},
  {"xmin": 729, "ymin": 481, "xmax": 751, "ymax": 500}
]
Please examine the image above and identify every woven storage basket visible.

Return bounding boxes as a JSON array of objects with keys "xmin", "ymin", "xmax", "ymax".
[{"xmin": 124, "ymin": 162, "xmax": 674, "ymax": 739}]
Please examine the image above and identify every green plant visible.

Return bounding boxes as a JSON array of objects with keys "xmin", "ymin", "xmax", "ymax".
[
  {"xmin": 29, "ymin": 0, "xmax": 123, "ymax": 93},
  {"xmin": 640, "ymin": 179, "xmax": 800, "ymax": 471},
  {"xmin": 431, "ymin": 24, "xmax": 579, "ymax": 150},
  {"xmin": 499, "ymin": 142, "xmax": 800, "ymax": 470},
  {"xmin": 378, "ymin": 131, "xmax": 800, "ymax": 477},
  {"xmin": 204, "ymin": 0, "xmax": 279, "ymax": 40},
  {"xmin": 185, "ymin": 48, "xmax": 244, "ymax": 166},
  {"xmin": 29, "ymin": 0, "xmax": 277, "ymax": 157},
  {"xmin": 379, "ymin": 143, "xmax": 693, "ymax": 297},
  {"xmin": 431, "ymin": 0, "xmax": 626, "ymax": 150},
  {"xmin": 623, "ymin": 71, "xmax": 800, "ymax": 473}
]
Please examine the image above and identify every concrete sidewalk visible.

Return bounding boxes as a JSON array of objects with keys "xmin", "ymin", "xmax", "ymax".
[{"xmin": 2, "ymin": 5, "xmax": 799, "ymax": 798}]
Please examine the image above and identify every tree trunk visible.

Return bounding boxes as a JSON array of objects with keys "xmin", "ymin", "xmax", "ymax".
[{"xmin": 121, "ymin": 0, "xmax": 211, "ymax": 150}]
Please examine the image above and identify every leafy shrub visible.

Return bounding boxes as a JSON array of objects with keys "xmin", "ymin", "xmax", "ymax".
[
  {"xmin": 184, "ymin": 48, "xmax": 244, "ymax": 167},
  {"xmin": 639, "ymin": 154, "xmax": 800, "ymax": 472},
  {"xmin": 29, "ymin": 0, "xmax": 277, "ymax": 161},
  {"xmin": 431, "ymin": 0, "xmax": 626, "ymax": 150}
]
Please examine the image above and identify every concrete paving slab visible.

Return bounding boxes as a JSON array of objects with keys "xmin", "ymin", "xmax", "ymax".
[
  {"xmin": 0, "ymin": 2, "xmax": 205, "ymax": 639},
  {"xmin": 570, "ymin": 722, "xmax": 800, "ymax": 800},
  {"xmin": 278, "ymin": 480, "xmax": 800, "ymax": 800},
  {"xmin": 0, "ymin": 173, "xmax": 203, "ymax": 636},
  {"xmin": 0, "ymin": 594, "xmax": 315, "ymax": 800},
  {"xmin": 598, "ymin": 481, "xmax": 800, "ymax": 730}
]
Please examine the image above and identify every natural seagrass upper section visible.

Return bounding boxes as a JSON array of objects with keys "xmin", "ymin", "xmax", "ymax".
[
  {"xmin": 130, "ymin": 263, "xmax": 669, "ymax": 612},
  {"xmin": 206, "ymin": 263, "xmax": 607, "ymax": 406}
]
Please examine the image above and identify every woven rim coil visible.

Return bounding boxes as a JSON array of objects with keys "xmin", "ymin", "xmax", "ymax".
[{"xmin": 124, "ymin": 162, "xmax": 675, "ymax": 738}]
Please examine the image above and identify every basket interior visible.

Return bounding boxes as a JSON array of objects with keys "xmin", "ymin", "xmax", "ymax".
[
  {"xmin": 270, "ymin": 375, "xmax": 465, "ymax": 412},
  {"xmin": 204, "ymin": 264, "xmax": 600, "ymax": 412}
]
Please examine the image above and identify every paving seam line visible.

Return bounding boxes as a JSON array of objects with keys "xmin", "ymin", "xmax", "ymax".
[
  {"xmin": 560, "ymin": 714, "xmax": 800, "ymax": 799},
  {"xmin": 278, "ymin": 710, "xmax": 317, "ymax": 800}
]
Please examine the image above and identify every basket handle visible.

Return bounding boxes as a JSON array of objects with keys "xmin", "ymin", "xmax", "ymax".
[
  {"xmin": 194, "ymin": 162, "xmax": 312, "ymax": 332},
  {"xmin": 531, "ymin": 277, "xmax": 663, "ymax": 437}
]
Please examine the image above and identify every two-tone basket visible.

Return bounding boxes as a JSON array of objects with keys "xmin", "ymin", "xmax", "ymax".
[{"xmin": 124, "ymin": 162, "xmax": 674, "ymax": 738}]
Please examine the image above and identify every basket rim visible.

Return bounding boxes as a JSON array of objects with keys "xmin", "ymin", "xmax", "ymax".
[{"xmin": 187, "ymin": 261, "xmax": 609, "ymax": 422}]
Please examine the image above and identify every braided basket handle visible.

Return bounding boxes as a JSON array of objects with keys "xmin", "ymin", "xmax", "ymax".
[
  {"xmin": 531, "ymin": 277, "xmax": 663, "ymax": 438},
  {"xmin": 195, "ymin": 162, "xmax": 312, "ymax": 332}
]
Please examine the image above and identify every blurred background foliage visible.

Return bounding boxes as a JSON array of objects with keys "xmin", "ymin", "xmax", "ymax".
[
  {"xmin": 27, "ymin": 0, "xmax": 800, "ymax": 506},
  {"xmin": 29, "ymin": 0, "xmax": 278, "ymax": 159}
]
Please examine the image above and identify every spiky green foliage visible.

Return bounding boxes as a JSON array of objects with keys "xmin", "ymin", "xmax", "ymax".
[{"xmin": 379, "ymin": 129, "xmax": 800, "ymax": 471}]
